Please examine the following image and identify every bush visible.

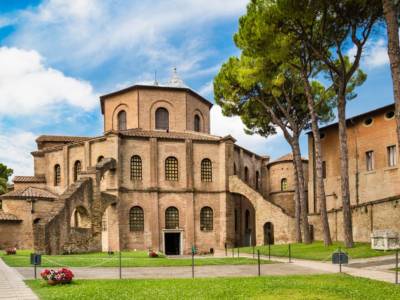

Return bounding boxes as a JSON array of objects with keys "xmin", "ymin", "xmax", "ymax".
[{"xmin": 5, "ymin": 247, "xmax": 16, "ymax": 255}]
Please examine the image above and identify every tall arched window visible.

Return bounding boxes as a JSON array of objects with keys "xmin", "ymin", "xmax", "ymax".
[
  {"xmin": 234, "ymin": 163, "xmax": 237, "ymax": 175},
  {"xmin": 73, "ymin": 160, "xmax": 81, "ymax": 182},
  {"xmin": 130, "ymin": 155, "xmax": 142, "ymax": 181},
  {"xmin": 255, "ymin": 171, "xmax": 260, "ymax": 190},
  {"xmin": 156, "ymin": 107, "xmax": 169, "ymax": 130},
  {"xmin": 165, "ymin": 206, "xmax": 179, "ymax": 229},
  {"xmin": 117, "ymin": 110, "xmax": 127, "ymax": 130},
  {"xmin": 281, "ymin": 178, "xmax": 288, "ymax": 191},
  {"xmin": 201, "ymin": 158, "xmax": 212, "ymax": 182},
  {"xmin": 244, "ymin": 166, "xmax": 249, "ymax": 182},
  {"xmin": 165, "ymin": 156, "xmax": 178, "ymax": 181},
  {"xmin": 200, "ymin": 207, "xmax": 213, "ymax": 231},
  {"xmin": 54, "ymin": 164, "xmax": 61, "ymax": 186},
  {"xmin": 129, "ymin": 206, "xmax": 144, "ymax": 232},
  {"xmin": 194, "ymin": 114, "xmax": 201, "ymax": 132}
]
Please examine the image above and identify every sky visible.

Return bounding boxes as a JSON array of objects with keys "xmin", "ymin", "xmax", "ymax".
[{"xmin": 0, "ymin": 0, "xmax": 395, "ymax": 177}]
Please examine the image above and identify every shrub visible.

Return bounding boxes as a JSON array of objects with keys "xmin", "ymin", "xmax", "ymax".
[{"xmin": 5, "ymin": 247, "xmax": 16, "ymax": 255}]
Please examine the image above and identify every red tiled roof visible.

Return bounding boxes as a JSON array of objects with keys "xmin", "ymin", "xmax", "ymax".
[
  {"xmin": 36, "ymin": 135, "xmax": 91, "ymax": 143},
  {"xmin": 0, "ymin": 211, "xmax": 22, "ymax": 222},
  {"xmin": 13, "ymin": 175, "xmax": 46, "ymax": 184},
  {"xmin": 268, "ymin": 153, "xmax": 308, "ymax": 165},
  {"xmin": 119, "ymin": 129, "xmax": 221, "ymax": 141},
  {"xmin": 0, "ymin": 187, "xmax": 57, "ymax": 200}
]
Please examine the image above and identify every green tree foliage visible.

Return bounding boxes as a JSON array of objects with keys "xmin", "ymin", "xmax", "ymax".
[
  {"xmin": 214, "ymin": 48, "xmax": 334, "ymax": 243},
  {"xmin": 0, "ymin": 163, "xmax": 13, "ymax": 195}
]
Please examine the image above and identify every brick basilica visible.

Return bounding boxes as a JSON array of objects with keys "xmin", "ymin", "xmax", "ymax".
[{"xmin": 0, "ymin": 71, "xmax": 399, "ymax": 254}]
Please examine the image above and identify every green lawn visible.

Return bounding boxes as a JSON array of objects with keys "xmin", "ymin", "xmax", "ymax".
[
  {"xmin": 26, "ymin": 274, "xmax": 400, "ymax": 300},
  {"xmin": 1, "ymin": 250, "xmax": 270, "ymax": 268},
  {"xmin": 239, "ymin": 241, "xmax": 395, "ymax": 261}
]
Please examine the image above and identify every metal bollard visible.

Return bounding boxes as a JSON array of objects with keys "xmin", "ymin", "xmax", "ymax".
[
  {"xmin": 268, "ymin": 243, "xmax": 271, "ymax": 260},
  {"xmin": 225, "ymin": 243, "xmax": 227, "ymax": 257},
  {"xmin": 237, "ymin": 247, "xmax": 239, "ymax": 258},
  {"xmin": 192, "ymin": 251, "xmax": 195, "ymax": 279},
  {"xmin": 119, "ymin": 251, "xmax": 122, "ymax": 279},
  {"xmin": 339, "ymin": 247, "xmax": 342, "ymax": 273},
  {"xmin": 396, "ymin": 249, "xmax": 399, "ymax": 285},
  {"xmin": 288, "ymin": 244, "xmax": 291, "ymax": 263},
  {"xmin": 257, "ymin": 250, "xmax": 261, "ymax": 276},
  {"xmin": 232, "ymin": 247, "xmax": 234, "ymax": 258}
]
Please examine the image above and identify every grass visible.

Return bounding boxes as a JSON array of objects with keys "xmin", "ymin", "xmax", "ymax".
[
  {"xmin": 239, "ymin": 241, "xmax": 396, "ymax": 261},
  {"xmin": 26, "ymin": 274, "xmax": 400, "ymax": 300},
  {"xmin": 0, "ymin": 250, "xmax": 270, "ymax": 268}
]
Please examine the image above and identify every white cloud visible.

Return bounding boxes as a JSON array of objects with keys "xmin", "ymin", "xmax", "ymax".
[
  {"xmin": 347, "ymin": 38, "xmax": 389, "ymax": 69},
  {"xmin": 0, "ymin": 131, "xmax": 36, "ymax": 177},
  {"xmin": 0, "ymin": 47, "xmax": 98, "ymax": 116},
  {"xmin": 210, "ymin": 105, "xmax": 282, "ymax": 155},
  {"xmin": 8, "ymin": 0, "xmax": 247, "ymax": 72},
  {"xmin": 198, "ymin": 81, "xmax": 214, "ymax": 98}
]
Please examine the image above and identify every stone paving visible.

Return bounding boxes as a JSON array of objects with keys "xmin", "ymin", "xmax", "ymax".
[
  {"xmin": 16, "ymin": 262, "xmax": 327, "ymax": 280},
  {"xmin": 0, "ymin": 259, "xmax": 38, "ymax": 300},
  {"xmin": 238, "ymin": 253, "xmax": 399, "ymax": 285}
]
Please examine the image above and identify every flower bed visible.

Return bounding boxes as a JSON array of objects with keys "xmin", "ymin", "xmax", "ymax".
[
  {"xmin": 5, "ymin": 247, "xmax": 17, "ymax": 255},
  {"xmin": 40, "ymin": 268, "xmax": 74, "ymax": 285}
]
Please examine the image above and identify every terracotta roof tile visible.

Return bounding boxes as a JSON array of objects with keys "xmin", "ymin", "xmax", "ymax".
[
  {"xmin": 269, "ymin": 153, "xmax": 308, "ymax": 165},
  {"xmin": 36, "ymin": 135, "xmax": 91, "ymax": 143},
  {"xmin": 119, "ymin": 129, "xmax": 221, "ymax": 141},
  {"xmin": 13, "ymin": 175, "xmax": 46, "ymax": 183},
  {"xmin": 0, "ymin": 187, "xmax": 57, "ymax": 200},
  {"xmin": 0, "ymin": 211, "xmax": 22, "ymax": 222}
]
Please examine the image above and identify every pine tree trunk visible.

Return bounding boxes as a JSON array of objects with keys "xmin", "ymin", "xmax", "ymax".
[
  {"xmin": 293, "ymin": 156, "xmax": 303, "ymax": 243},
  {"xmin": 310, "ymin": 123, "xmax": 332, "ymax": 246},
  {"xmin": 292, "ymin": 138, "xmax": 311, "ymax": 244},
  {"xmin": 338, "ymin": 89, "xmax": 354, "ymax": 248},
  {"xmin": 383, "ymin": 0, "xmax": 400, "ymax": 150},
  {"xmin": 300, "ymin": 71, "xmax": 332, "ymax": 246}
]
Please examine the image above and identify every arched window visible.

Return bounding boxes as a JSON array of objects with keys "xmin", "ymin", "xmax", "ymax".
[
  {"xmin": 200, "ymin": 207, "xmax": 213, "ymax": 231},
  {"xmin": 156, "ymin": 107, "xmax": 169, "ymax": 130},
  {"xmin": 194, "ymin": 114, "xmax": 201, "ymax": 132},
  {"xmin": 117, "ymin": 110, "xmax": 127, "ymax": 130},
  {"xmin": 73, "ymin": 160, "xmax": 81, "ymax": 182},
  {"xmin": 129, "ymin": 206, "xmax": 144, "ymax": 232},
  {"xmin": 165, "ymin": 207, "xmax": 179, "ymax": 229},
  {"xmin": 245, "ymin": 209, "xmax": 250, "ymax": 231},
  {"xmin": 255, "ymin": 171, "xmax": 260, "ymax": 190},
  {"xmin": 281, "ymin": 178, "xmax": 288, "ymax": 191},
  {"xmin": 130, "ymin": 155, "xmax": 142, "ymax": 181},
  {"xmin": 97, "ymin": 156, "xmax": 104, "ymax": 163},
  {"xmin": 244, "ymin": 166, "xmax": 249, "ymax": 182},
  {"xmin": 165, "ymin": 156, "xmax": 178, "ymax": 181},
  {"xmin": 234, "ymin": 163, "xmax": 237, "ymax": 175},
  {"xmin": 201, "ymin": 158, "xmax": 212, "ymax": 182},
  {"xmin": 54, "ymin": 164, "xmax": 61, "ymax": 186}
]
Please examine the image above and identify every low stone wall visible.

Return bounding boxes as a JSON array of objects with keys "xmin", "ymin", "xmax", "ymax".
[{"xmin": 308, "ymin": 196, "xmax": 400, "ymax": 242}]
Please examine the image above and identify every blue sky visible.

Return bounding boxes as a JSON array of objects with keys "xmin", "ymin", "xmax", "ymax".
[{"xmin": 0, "ymin": 0, "xmax": 394, "ymax": 177}]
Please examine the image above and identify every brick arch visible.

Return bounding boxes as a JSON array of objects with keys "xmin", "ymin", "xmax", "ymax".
[
  {"xmin": 192, "ymin": 109, "xmax": 205, "ymax": 132},
  {"xmin": 149, "ymin": 100, "xmax": 175, "ymax": 130},
  {"xmin": 112, "ymin": 103, "xmax": 129, "ymax": 130},
  {"xmin": 229, "ymin": 175, "xmax": 296, "ymax": 245}
]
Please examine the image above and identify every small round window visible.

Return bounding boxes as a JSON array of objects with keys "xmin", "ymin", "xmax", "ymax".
[
  {"xmin": 363, "ymin": 117, "xmax": 374, "ymax": 127},
  {"xmin": 385, "ymin": 111, "xmax": 395, "ymax": 120}
]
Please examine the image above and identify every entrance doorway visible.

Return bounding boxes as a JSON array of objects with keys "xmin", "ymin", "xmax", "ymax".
[
  {"xmin": 264, "ymin": 222, "xmax": 274, "ymax": 245},
  {"xmin": 164, "ymin": 232, "xmax": 180, "ymax": 255}
]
